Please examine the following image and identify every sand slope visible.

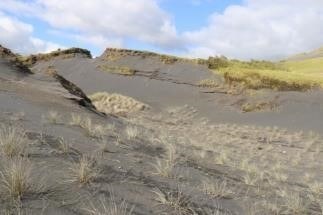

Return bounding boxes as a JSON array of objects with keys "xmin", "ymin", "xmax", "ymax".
[
  {"xmin": 1, "ymin": 46, "xmax": 323, "ymax": 214},
  {"xmin": 29, "ymin": 49, "xmax": 323, "ymax": 133}
]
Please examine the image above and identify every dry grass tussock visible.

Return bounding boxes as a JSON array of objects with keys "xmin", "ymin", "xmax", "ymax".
[
  {"xmin": 153, "ymin": 187, "xmax": 195, "ymax": 215},
  {"xmin": 89, "ymin": 92, "xmax": 148, "ymax": 115},
  {"xmin": 152, "ymin": 143, "xmax": 177, "ymax": 178},
  {"xmin": 0, "ymin": 158, "xmax": 33, "ymax": 199},
  {"xmin": 84, "ymin": 189, "xmax": 134, "ymax": 215},
  {"xmin": 67, "ymin": 155, "xmax": 99, "ymax": 185},
  {"xmin": 0, "ymin": 125, "xmax": 27, "ymax": 158}
]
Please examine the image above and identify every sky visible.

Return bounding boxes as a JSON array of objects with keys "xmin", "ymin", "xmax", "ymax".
[{"xmin": 0, "ymin": 0, "xmax": 323, "ymax": 60}]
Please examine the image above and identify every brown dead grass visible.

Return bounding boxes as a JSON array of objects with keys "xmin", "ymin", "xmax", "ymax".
[
  {"xmin": 20, "ymin": 48, "xmax": 92, "ymax": 66},
  {"xmin": 0, "ymin": 158, "xmax": 33, "ymax": 199},
  {"xmin": 197, "ymin": 79, "xmax": 219, "ymax": 88},
  {"xmin": 84, "ymin": 189, "xmax": 134, "ymax": 215},
  {"xmin": 67, "ymin": 155, "xmax": 99, "ymax": 185},
  {"xmin": 89, "ymin": 92, "xmax": 148, "ymax": 115},
  {"xmin": 0, "ymin": 126, "xmax": 27, "ymax": 158},
  {"xmin": 97, "ymin": 65, "xmax": 136, "ymax": 76}
]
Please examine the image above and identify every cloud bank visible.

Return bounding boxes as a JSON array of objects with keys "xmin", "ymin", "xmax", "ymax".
[
  {"xmin": 0, "ymin": 0, "xmax": 323, "ymax": 59},
  {"xmin": 0, "ymin": 0, "xmax": 181, "ymax": 52},
  {"xmin": 185, "ymin": 0, "xmax": 323, "ymax": 59},
  {"xmin": 0, "ymin": 12, "xmax": 62, "ymax": 54}
]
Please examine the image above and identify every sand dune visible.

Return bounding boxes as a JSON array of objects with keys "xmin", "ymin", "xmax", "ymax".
[{"xmin": 1, "ymin": 46, "xmax": 323, "ymax": 214}]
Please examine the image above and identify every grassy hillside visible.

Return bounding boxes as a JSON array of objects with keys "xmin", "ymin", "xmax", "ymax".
[
  {"xmin": 287, "ymin": 47, "xmax": 323, "ymax": 61},
  {"xmin": 209, "ymin": 52, "xmax": 323, "ymax": 91},
  {"xmin": 281, "ymin": 56, "xmax": 323, "ymax": 74}
]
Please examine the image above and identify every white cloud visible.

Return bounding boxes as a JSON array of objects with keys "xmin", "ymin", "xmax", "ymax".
[
  {"xmin": 0, "ymin": 0, "xmax": 182, "ymax": 50},
  {"xmin": 184, "ymin": 0, "xmax": 323, "ymax": 60},
  {"xmin": 48, "ymin": 29, "xmax": 124, "ymax": 50},
  {"xmin": 0, "ymin": 12, "xmax": 63, "ymax": 54}
]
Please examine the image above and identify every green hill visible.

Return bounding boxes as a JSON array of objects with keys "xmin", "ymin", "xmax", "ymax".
[{"xmin": 209, "ymin": 47, "xmax": 323, "ymax": 91}]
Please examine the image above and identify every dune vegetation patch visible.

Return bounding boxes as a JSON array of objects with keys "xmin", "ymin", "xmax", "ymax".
[
  {"xmin": 0, "ymin": 45, "xmax": 32, "ymax": 74},
  {"xmin": 101, "ymin": 48, "xmax": 207, "ymax": 65},
  {"xmin": 208, "ymin": 56, "xmax": 323, "ymax": 91},
  {"xmin": 97, "ymin": 65, "xmax": 136, "ymax": 76},
  {"xmin": 221, "ymin": 67, "xmax": 323, "ymax": 91},
  {"xmin": 241, "ymin": 100, "xmax": 279, "ymax": 112},
  {"xmin": 19, "ymin": 48, "xmax": 92, "ymax": 67},
  {"xmin": 197, "ymin": 79, "xmax": 220, "ymax": 88},
  {"xmin": 89, "ymin": 92, "xmax": 149, "ymax": 115}
]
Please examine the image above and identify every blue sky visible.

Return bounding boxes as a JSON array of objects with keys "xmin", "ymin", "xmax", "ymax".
[
  {"xmin": 160, "ymin": 0, "xmax": 242, "ymax": 32},
  {"xmin": 0, "ymin": 0, "xmax": 323, "ymax": 60}
]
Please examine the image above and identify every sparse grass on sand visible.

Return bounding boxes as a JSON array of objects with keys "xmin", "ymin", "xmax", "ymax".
[
  {"xmin": 152, "ymin": 144, "xmax": 176, "ymax": 178},
  {"xmin": 0, "ymin": 126, "xmax": 27, "ymax": 158},
  {"xmin": 209, "ymin": 56, "xmax": 323, "ymax": 90},
  {"xmin": 81, "ymin": 117, "xmax": 106, "ymax": 138},
  {"xmin": 69, "ymin": 114, "xmax": 106, "ymax": 138},
  {"xmin": 58, "ymin": 137, "xmax": 71, "ymax": 155},
  {"xmin": 70, "ymin": 113, "xmax": 83, "ymax": 126},
  {"xmin": 281, "ymin": 191, "xmax": 308, "ymax": 214},
  {"xmin": 128, "ymin": 104, "xmax": 323, "ymax": 214},
  {"xmin": 201, "ymin": 179, "xmax": 233, "ymax": 199},
  {"xmin": 125, "ymin": 125, "xmax": 140, "ymax": 140},
  {"xmin": 43, "ymin": 110, "xmax": 61, "ymax": 124},
  {"xmin": 84, "ymin": 189, "xmax": 134, "ymax": 215}
]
